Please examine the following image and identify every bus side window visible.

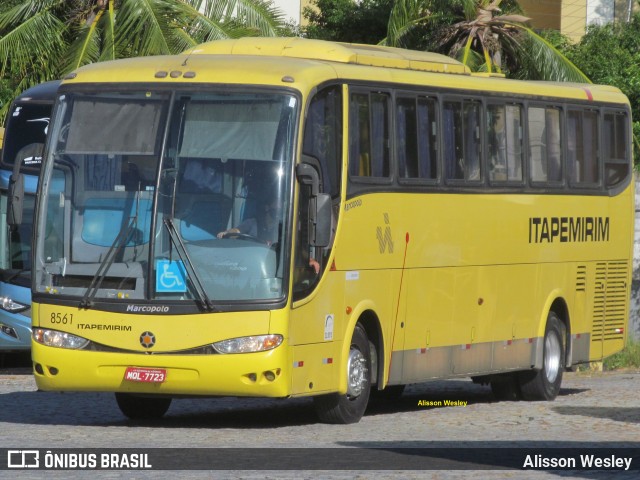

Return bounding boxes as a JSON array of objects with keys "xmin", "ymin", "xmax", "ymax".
[
  {"xmin": 443, "ymin": 101, "xmax": 463, "ymax": 179},
  {"xmin": 348, "ymin": 91, "xmax": 390, "ymax": 179},
  {"xmin": 444, "ymin": 99, "xmax": 481, "ymax": 182},
  {"xmin": 603, "ymin": 111, "xmax": 630, "ymax": 187},
  {"xmin": 568, "ymin": 109, "xmax": 599, "ymax": 186},
  {"xmin": 463, "ymin": 101, "xmax": 481, "ymax": 180},
  {"xmin": 529, "ymin": 106, "xmax": 562, "ymax": 184},
  {"xmin": 397, "ymin": 96, "xmax": 437, "ymax": 181},
  {"xmin": 488, "ymin": 104, "xmax": 523, "ymax": 182},
  {"xmin": 505, "ymin": 105, "xmax": 524, "ymax": 181}
]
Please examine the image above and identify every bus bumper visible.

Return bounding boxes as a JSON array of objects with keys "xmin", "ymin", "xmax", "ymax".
[{"xmin": 32, "ymin": 341, "xmax": 292, "ymax": 398}]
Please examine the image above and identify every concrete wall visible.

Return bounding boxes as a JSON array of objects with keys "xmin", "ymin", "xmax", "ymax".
[{"xmin": 630, "ymin": 180, "xmax": 640, "ymax": 339}]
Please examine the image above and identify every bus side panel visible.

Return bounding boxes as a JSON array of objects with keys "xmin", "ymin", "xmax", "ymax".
[
  {"xmin": 290, "ymin": 270, "xmax": 347, "ymax": 346},
  {"xmin": 342, "ymin": 269, "xmax": 395, "ymax": 387},
  {"xmin": 290, "ymin": 270, "xmax": 347, "ymax": 395},
  {"xmin": 402, "ymin": 264, "xmax": 540, "ymax": 382},
  {"xmin": 486, "ymin": 264, "xmax": 541, "ymax": 371},
  {"xmin": 290, "ymin": 342, "xmax": 340, "ymax": 396},
  {"xmin": 402, "ymin": 268, "xmax": 453, "ymax": 382}
]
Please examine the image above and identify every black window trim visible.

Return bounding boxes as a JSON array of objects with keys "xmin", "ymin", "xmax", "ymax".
[
  {"xmin": 395, "ymin": 90, "xmax": 441, "ymax": 187},
  {"xmin": 347, "ymin": 87, "xmax": 394, "ymax": 187},
  {"xmin": 486, "ymin": 101, "xmax": 526, "ymax": 188},
  {"xmin": 342, "ymin": 80, "xmax": 631, "ymax": 199}
]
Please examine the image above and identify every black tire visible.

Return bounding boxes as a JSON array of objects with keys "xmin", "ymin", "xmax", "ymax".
[
  {"xmin": 115, "ymin": 393, "xmax": 172, "ymax": 419},
  {"xmin": 313, "ymin": 324, "xmax": 371, "ymax": 424},
  {"xmin": 519, "ymin": 312, "xmax": 566, "ymax": 401},
  {"xmin": 490, "ymin": 374, "xmax": 521, "ymax": 401}
]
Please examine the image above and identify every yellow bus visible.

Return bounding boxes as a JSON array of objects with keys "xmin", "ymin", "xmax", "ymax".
[{"xmin": 30, "ymin": 38, "xmax": 633, "ymax": 424}]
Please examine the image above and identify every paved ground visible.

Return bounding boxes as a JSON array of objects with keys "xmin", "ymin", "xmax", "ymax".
[{"xmin": 0, "ymin": 361, "xmax": 638, "ymax": 479}]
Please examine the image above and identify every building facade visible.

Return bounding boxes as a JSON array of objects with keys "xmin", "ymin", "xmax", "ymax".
[{"xmin": 519, "ymin": 0, "xmax": 640, "ymax": 42}]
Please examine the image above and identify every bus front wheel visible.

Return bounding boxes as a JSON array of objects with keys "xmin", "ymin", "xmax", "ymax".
[
  {"xmin": 313, "ymin": 324, "xmax": 371, "ymax": 424},
  {"xmin": 519, "ymin": 312, "xmax": 565, "ymax": 401},
  {"xmin": 115, "ymin": 393, "xmax": 172, "ymax": 419}
]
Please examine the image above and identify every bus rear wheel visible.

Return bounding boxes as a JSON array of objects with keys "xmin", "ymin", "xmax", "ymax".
[
  {"xmin": 115, "ymin": 393, "xmax": 172, "ymax": 419},
  {"xmin": 313, "ymin": 324, "xmax": 371, "ymax": 424},
  {"xmin": 519, "ymin": 312, "xmax": 565, "ymax": 401}
]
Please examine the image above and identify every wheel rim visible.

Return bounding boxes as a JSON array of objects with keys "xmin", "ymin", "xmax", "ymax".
[
  {"xmin": 346, "ymin": 346, "xmax": 367, "ymax": 398},
  {"xmin": 544, "ymin": 331, "xmax": 561, "ymax": 383}
]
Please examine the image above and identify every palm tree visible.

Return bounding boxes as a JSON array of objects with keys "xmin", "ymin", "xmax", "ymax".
[
  {"xmin": 0, "ymin": 0, "xmax": 287, "ymax": 117},
  {"xmin": 383, "ymin": 0, "xmax": 590, "ymax": 83}
]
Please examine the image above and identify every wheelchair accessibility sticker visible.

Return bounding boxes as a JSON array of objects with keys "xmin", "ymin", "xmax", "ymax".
[{"xmin": 156, "ymin": 260, "xmax": 187, "ymax": 293}]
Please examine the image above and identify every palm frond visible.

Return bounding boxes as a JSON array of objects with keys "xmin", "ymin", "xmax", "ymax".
[
  {"xmin": 430, "ymin": 0, "xmax": 478, "ymax": 21},
  {"xmin": 384, "ymin": 0, "xmax": 424, "ymax": 47},
  {"xmin": 0, "ymin": 10, "xmax": 66, "ymax": 79},
  {"xmin": 63, "ymin": 26, "xmax": 101, "ymax": 73},
  {"xmin": 183, "ymin": 0, "xmax": 285, "ymax": 43},
  {"xmin": 508, "ymin": 22, "xmax": 591, "ymax": 82},
  {"xmin": 454, "ymin": 46, "xmax": 485, "ymax": 71},
  {"xmin": 203, "ymin": 0, "xmax": 237, "ymax": 22},
  {"xmin": 383, "ymin": 0, "xmax": 455, "ymax": 47},
  {"xmin": 185, "ymin": 16, "xmax": 234, "ymax": 43},
  {"xmin": 115, "ymin": 0, "xmax": 175, "ymax": 56},
  {"xmin": 63, "ymin": 7, "xmax": 107, "ymax": 73},
  {"xmin": 230, "ymin": 0, "xmax": 285, "ymax": 37},
  {"xmin": 99, "ymin": 0, "xmax": 116, "ymax": 62},
  {"xmin": 175, "ymin": 1, "xmax": 237, "ymax": 45},
  {"xmin": 0, "ymin": 0, "xmax": 62, "ymax": 31},
  {"xmin": 461, "ymin": 31, "xmax": 474, "ymax": 65}
]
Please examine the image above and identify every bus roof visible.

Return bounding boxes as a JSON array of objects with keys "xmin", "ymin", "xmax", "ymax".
[
  {"xmin": 188, "ymin": 37, "xmax": 471, "ymax": 75},
  {"xmin": 61, "ymin": 38, "xmax": 628, "ymax": 106},
  {"xmin": 13, "ymin": 80, "xmax": 61, "ymax": 104}
]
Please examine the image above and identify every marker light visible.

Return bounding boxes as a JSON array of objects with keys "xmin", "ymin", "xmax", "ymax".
[
  {"xmin": 212, "ymin": 334, "xmax": 283, "ymax": 354},
  {"xmin": 0, "ymin": 296, "xmax": 28, "ymax": 313},
  {"xmin": 0, "ymin": 323, "xmax": 18, "ymax": 339},
  {"xmin": 33, "ymin": 328, "xmax": 89, "ymax": 350}
]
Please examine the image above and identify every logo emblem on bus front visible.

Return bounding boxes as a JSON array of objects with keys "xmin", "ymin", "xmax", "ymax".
[{"xmin": 140, "ymin": 331, "xmax": 156, "ymax": 348}]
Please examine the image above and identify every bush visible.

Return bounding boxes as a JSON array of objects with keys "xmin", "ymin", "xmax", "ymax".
[{"xmin": 603, "ymin": 337, "xmax": 640, "ymax": 370}]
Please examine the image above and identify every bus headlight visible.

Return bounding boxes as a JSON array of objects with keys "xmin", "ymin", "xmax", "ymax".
[
  {"xmin": 212, "ymin": 334, "xmax": 283, "ymax": 354},
  {"xmin": 0, "ymin": 296, "xmax": 28, "ymax": 313},
  {"xmin": 33, "ymin": 328, "xmax": 90, "ymax": 350}
]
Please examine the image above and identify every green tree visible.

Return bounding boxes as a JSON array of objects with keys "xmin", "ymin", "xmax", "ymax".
[
  {"xmin": 0, "ymin": 0, "xmax": 287, "ymax": 118},
  {"xmin": 383, "ymin": 0, "xmax": 589, "ymax": 82},
  {"xmin": 0, "ymin": 0, "xmax": 21, "ymax": 14},
  {"xmin": 303, "ymin": 0, "xmax": 393, "ymax": 44},
  {"xmin": 565, "ymin": 12, "xmax": 640, "ymax": 164},
  {"xmin": 0, "ymin": 0, "xmax": 21, "ymax": 110}
]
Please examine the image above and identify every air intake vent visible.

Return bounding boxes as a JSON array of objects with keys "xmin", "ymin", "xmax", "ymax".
[
  {"xmin": 592, "ymin": 261, "xmax": 628, "ymax": 342},
  {"xmin": 575, "ymin": 265, "xmax": 587, "ymax": 292}
]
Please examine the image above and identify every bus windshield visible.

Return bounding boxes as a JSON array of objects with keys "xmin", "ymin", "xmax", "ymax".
[{"xmin": 35, "ymin": 89, "xmax": 298, "ymax": 306}]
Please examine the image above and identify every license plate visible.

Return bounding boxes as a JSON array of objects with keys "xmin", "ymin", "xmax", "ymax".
[{"xmin": 124, "ymin": 367, "xmax": 167, "ymax": 383}]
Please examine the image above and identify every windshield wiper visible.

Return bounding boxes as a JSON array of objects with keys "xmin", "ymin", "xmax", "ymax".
[
  {"xmin": 163, "ymin": 218, "xmax": 216, "ymax": 312},
  {"xmin": 79, "ymin": 217, "xmax": 136, "ymax": 309}
]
